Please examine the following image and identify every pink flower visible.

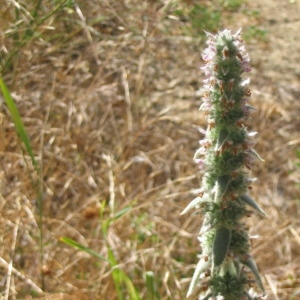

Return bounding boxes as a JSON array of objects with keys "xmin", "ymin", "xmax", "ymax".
[{"xmin": 201, "ymin": 45, "xmax": 216, "ymax": 62}]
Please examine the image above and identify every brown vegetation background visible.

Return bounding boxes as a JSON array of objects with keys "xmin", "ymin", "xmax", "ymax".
[{"xmin": 1, "ymin": 0, "xmax": 300, "ymax": 299}]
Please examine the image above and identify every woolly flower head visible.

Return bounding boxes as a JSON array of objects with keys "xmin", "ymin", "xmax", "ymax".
[{"xmin": 201, "ymin": 29, "xmax": 251, "ymax": 76}]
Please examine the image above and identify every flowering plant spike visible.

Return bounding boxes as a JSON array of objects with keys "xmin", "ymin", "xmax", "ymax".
[{"xmin": 183, "ymin": 29, "xmax": 266, "ymax": 299}]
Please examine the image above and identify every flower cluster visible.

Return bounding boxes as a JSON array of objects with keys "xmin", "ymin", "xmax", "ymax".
[{"xmin": 182, "ymin": 29, "xmax": 266, "ymax": 299}]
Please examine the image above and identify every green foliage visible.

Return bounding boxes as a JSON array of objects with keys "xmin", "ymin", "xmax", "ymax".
[
  {"xmin": 213, "ymin": 227, "xmax": 232, "ymax": 267},
  {"xmin": 244, "ymin": 26, "xmax": 268, "ymax": 42},
  {"xmin": 59, "ymin": 237, "xmax": 110, "ymax": 262},
  {"xmin": 0, "ymin": 77, "xmax": 37, "ymax": 169},
  {"xmin": 230, "ymin": 229, "xmax": 250, "ymax": 256},
  {"xmin": 173, "ymin": 1, "xmax": 247, "ymax": 37},
  {"xmin": 52, "ymin": 0, "xmax": 74, "ymax": 7},
  {"xmin": 103, "ymin": 206, "xmax": 141, "ymax": 300},
  {"xmin": 186, "ymin": 258, "xmax": 210, "ymax": 298},
  {"xmin": 241, "ymin": 256, "xmax": 265, "ymax": 293},
  {"xmin": 220, "ymin": 0, "xmax": 245, "ymax": 10},
  {"xmin": 144, "ymin": 271, "xmax": 161, "ymax": 300},
  {"xmin": 189, "ymin": 4, "xmax": 221, "ymax": 35},
  {"xmin": 174, "ymin": 3, "xmax": 221, "ymax": 36},
  {"xmin": 240, "ymin": 194, "xmax": 267, "ymax": 216},
  {"xmin": 210, "ymin": 271, "xmax": 247, "ymax": 299},
  {"xmin": 61, "ymin": 206, "xmax": 142, "ymax": 300},
  {"xmin": 107, "ymin": 247, "xmax": 141, "ymax": 300},
  {"xmin": 173, "ymin": 0, "xmax": 267, "ymax": 47}
]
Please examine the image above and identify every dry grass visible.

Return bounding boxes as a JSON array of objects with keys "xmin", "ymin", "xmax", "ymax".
[{"xmin": 1, "ymin": 0, "xmax": 300, "ymax": 299}]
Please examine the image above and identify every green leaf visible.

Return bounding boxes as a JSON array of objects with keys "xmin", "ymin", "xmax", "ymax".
[
  {"xmin": 186, "ymin": 258, "xmax": 210, "ymax": 297},
  {"xmin": 249, "ymin": 149, "xmax": 264, "ymax": 162},
  {"xmin": 216, "ymin": 128, "xmax": 229, "ymax": 150},
  {"xmin": 240, "ymin": 194, "xmax": 266, "ymax": 216},
  {"xmin": 219, "ymin": 257, "xmax": 238, "ymax": 277},
  {"xmin": 61, "ymin": 237, "xmax": 140, "ymax": 300},
  {"xmin": 242, "ymin": 256, "xmax": 265, "ymax": 293},
  {"xmin": 113, "ymin": 206, "xmax": 132, "ymax": 221},
  {"xmin": 181, "ymin": 194, "xmax": 211, "ymax": 215},
  {"xmin": 108, "ymin": 248, "xmax": 140, "ymax": 300},
  {"xmin": 107, "ymin": 248, "xmax": 123, "ymax": 299},
  {"xmin": 215, "ymin": 175, "xmax": 231, "ymax": 201},
  {"xmin": 59, "ymin": 237, "xmax": 110, "ymax": 262},
  {"xmin": 102, "ymin": 206, "xmax": 132, "ymax": 236},
  {"xmin": 122, "ymin": 276, "xmax": 140, "ymax": 300},
  {"xmin": 0, "ymin": 76, "xmax": 38, "ymax": 170},
  {"xmin": 99, "ymin": 205, "xmax": 140, "ymax": 300},
  {"xmin": 145, "ymin": 271, "xmax": 161, "ymax": 300},
  {"xmin": 213, "ymin": 227, "xmax": 232, "ymax": 267}
]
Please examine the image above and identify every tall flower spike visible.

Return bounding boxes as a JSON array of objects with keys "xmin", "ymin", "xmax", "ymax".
[{"xmin": 183, "ymin": 29, "xmax": 266, "ymax": 299}]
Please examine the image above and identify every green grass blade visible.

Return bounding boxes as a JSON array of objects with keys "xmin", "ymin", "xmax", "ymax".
[
  {"xmin": 108, "ymin": 246, "xmax": 140, "ymax": 300},
  {"xmin": 102, "ymin": 206, "xmax": 132, "ymax": 236},
  {"xmin": 108, "ymin": 248, "xmax": 125, "ymax": 300},
  {"xmin": 59, "ymin": 237, "xmax": 110, "ymax": 263},
  {"xmin": 0, "ymin": 76, "xmax": 37, "ymax": 170},
  {"xmin": 145, "ymin": 271, "xmax": 160, "ymax": 300},
  {"xmin": 0, "ymin": 76, "xmax": 45, "ymax": 288},
  {"xmin": 123, "ymin": 275, "xmax": 140, "ymax": 300},
  {"xmin": 112, "ymin": 206, "xmax": 132, "ymax": 221},
  {"xmin": 61, "ymin": 208, "xmax": 139, "ymax": 299}
]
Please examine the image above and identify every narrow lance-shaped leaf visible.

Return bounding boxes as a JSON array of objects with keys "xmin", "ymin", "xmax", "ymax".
[
  {"xmin": 145, "ymin": 271, "xmax": 161, "ymax": 300},
  {"xmin": 242, "ymin": 256, "xmax": 265, "ymax": 293},
  {"xmin": 107, "ymin": 248, "xmax": 141, "ymax": 300},
  {"xmin": 213, "ymin": 227, "xmax": 232, "ymax": 267},
  {"xmin": 214, "ymin": 175, "xmax": 231, "ymax": 202},
  {"xmin": 249, "ymin": 149, "xmax": 265, "ymax": 162},
  {"xmin": 60, "ymin": 237, "xmax": 110, "ymax": 262},
  {"xmin": 215, "ymin": 128, "xmax": 229, "ymax": 150},
  {"xmin": 181, "ymin": 194, "xmax": 211, "ymax": 215},
  {"xmin": 240, "ymin": 194, "xmax": 266, "ymax": 216},
  {"xmin": 186, "ymin": 258, "xmax": 210, "ymax": 298},
  {"xmin": 0, "ymin": 77, "xmax": 38, "ymax": 170},
  {"xmin": 219, "ymin": 257, "xmax": 238, "ymax": 277}
]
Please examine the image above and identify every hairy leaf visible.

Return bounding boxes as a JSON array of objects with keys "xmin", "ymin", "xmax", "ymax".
[
  {"xmin": 186, "ymin": 258, "xmax": 210, "ymax": 297},
  {"xmin": 213, "ymin": 227, "xmax": 232, "ymax": 267},
  {"xmin": 242, "ymin": 256, "xmax": 265, "ymax": 293},
  {"xmin": 240, "ymin": 194, "xmax": 266, "ymax": 216},
  {"xmin": 181, "ymin": 194, "xmax": 211, "ymax": 215}
]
